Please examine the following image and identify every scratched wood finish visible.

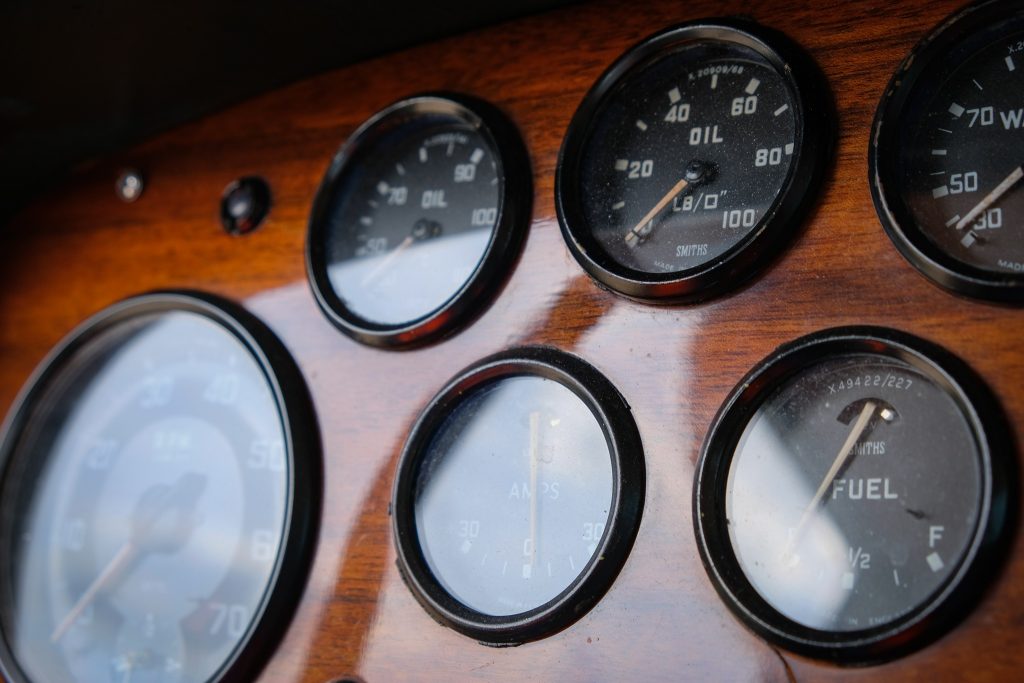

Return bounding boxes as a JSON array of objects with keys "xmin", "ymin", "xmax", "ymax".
[{"xmin": 2, "ymin": 0, "xmax": 1023, "ymax": 680}]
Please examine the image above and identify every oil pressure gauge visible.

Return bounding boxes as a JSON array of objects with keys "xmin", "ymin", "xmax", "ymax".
[
  {"xmin": 392, "ymin": 348, "xmax": 644, "ymax": 644},
  {"xmin": 872, "ymin": 0, "xmax": 1024, "ymax": 302},
  {"xmin": 556, "ymin": 20, "xmax": 831, "ymax": 302},
  {"xmin": 694, "ymin": 327, "xmax": 1012, "ymax": 662}
]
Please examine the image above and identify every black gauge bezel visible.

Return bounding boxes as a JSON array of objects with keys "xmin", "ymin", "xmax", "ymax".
[
  {"xmin": 391, "ymin": 346, "xmax": 645, "ymax": 645},
  {"xmin": 307, "ymin": 93, "xmax": 532, "ymax": 349},
  {"xmin": 555, "ymin": 19, "xmax": 833, "ymax": 303},
  {"xmin": 0, "ymin": 291, "xmax": 322, "ymax": 683},
  {"xmin": 693, "ymin": 326, "xmax": 1014, "ymax": 663},
  {"xmin": 870, "ymin": 0, "xmax": 1024, "ymax": 303}
]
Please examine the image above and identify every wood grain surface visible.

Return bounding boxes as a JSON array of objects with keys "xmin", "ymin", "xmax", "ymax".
[{"xmin": 2, "ymin": 0, "xmax": 1023, "ymax": 680}]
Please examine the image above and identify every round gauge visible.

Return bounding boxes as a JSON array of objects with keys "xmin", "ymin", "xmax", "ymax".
[
  {"xmin": 391, "ymin": 347, "xmax": 644, "ymax": 644},
  {"xmin": 307, "ymin": 93, "xmax": 531, "ymax": 348},
  {"xmin": 0, "ymin": 292, "xmax": 320, "ymax": 683},
  {"xmin": 694, "ymin": 327, "xmax": 1012, "ymax": 662},
  {"xmin": 871, "ymin": 0, "xmax": 1024, "ymax": 302},
  {"xmin": 555, "ymin": 20, "xmax": 832, "ymax": 302}
]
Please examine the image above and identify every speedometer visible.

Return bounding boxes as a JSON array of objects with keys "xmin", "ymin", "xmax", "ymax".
[{"xmin": 0, "ymin": 292, "xmax": 319, "ymax": 683}]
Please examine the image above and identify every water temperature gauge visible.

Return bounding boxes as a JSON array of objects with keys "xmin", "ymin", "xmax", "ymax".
[
  {"xmin": 694, "ymin": 327, "xmax": 1012, "ymax": 662},
  {"xmin": 872, "ymin": 0, "xmax": 1024, "ymax": 302},
  {"xmin": 392, "ymin": 348, "xmax": 645, "ymax": 644},
  {"xmin": 556, "ymin": 19, "xmax": 831, "ymax": 302}
]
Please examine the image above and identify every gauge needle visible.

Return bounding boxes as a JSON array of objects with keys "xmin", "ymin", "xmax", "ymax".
[
  {"xmin": 782, "ymin": 400, "xmax": 877, "ymax": 561},
  {"xmin": 50, "ymin": 473, "xmax": 206, "ymax": 643},
  {"xmin": 955, "ymin": 165, "xmax": 1023, "ymax": 231},
  {"xmin": 528, "ymin": 411, "xmax": 540, "ymax": 568},
  {"xmin": 624, "ymin": 177, "xmax": 689, "ymax": 247},
  {"xmin": 359, "ymin": 234, "xmax": 415, "ymax": 287}
]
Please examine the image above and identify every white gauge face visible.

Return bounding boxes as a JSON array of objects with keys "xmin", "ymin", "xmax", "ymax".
[
  {"xmin": 413, "ymin": 376, "xmax": 613, "ymax": 616},
  {"xmin": 0, "ymin": 309, "xmax": 293, "ymax": 683}
]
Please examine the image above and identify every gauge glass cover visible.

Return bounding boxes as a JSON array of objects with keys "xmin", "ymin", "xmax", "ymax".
[
  {"xmin": 694, "ymin": 328, "xmax": 1011, "ymax": 662},
  {"xmin": 0, "ymin": 294, "xmax": 317, "ymax": 683},
  {"xmin": 392, "ymin": 348, "xmax": 645, "ymax": 644},
  {"xmin": 307, "ymin": 94, "xmax": 530, "ymax": 347},
  {"xmin": 871, "ymin": 0, "xmax": 1024, "ymax": 301},
  {"xmin": 556, "ymin": 21, "xmax": 830, "ymax": 302}
]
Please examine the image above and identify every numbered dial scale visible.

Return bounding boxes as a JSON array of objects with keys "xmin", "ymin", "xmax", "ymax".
[
  {"xmin": 0, "ymin": 292, "xmax": 319, "ymax": 683},
  {"xmin": 307, "ymin": 94, "xmax": 531, "ymax": 348},
  {"xmin": 871, "ymin": 0, "xmax": 1024, "ymax": 302},
  {"xmin": 555, "ymin": 20, "xmax": 831, "ymax": 302},
  {"xmin": 391, "ymin": 348, "xmax": 645, "ymax": 644},
  {"xmin": 694, "ymin": 328, "xmax": 1012, "ymax": 662}
]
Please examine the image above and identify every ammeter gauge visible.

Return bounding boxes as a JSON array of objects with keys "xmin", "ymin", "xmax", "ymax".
[
  {"xmin": 694, "ymin": 327, "xmax": 1012, "ymax": 662},
  {"xmin": 871, "ymin": 0, "xmax": 1024, "ymax": 302},
  {"xmin": 392, "ymin": 348, "xmax": 645, "ymax": 645},
  {"xmin": 556, "ymin": 19, "xmax": 831, "ymax": 302}
]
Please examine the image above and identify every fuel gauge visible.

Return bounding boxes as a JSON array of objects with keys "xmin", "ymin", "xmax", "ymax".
[{"xmin": 694, "ymin": 327, "xmax": 1013, "ymax": 662}]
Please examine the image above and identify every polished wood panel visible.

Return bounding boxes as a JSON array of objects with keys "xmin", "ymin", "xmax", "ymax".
[{"xmin": 2, "ymin": 0, "xmax": 1023, "ymax": 680}]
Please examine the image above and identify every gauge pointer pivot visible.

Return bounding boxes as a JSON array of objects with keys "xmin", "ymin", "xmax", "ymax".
[
  {"xmin": 955, "ymin": 165, "xmax": 1023, "ymax": 231},
  {"xmin": 50, "ymin": 472, "xmax": 208, "ymax": 643}
]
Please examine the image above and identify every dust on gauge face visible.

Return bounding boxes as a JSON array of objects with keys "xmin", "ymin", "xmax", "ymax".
[
  {"xmin": 578, "ymin": 42, "xmax": 797, "ymax": 275},
  {"xmin": 324, "ymin": 118, "xmax": 500, "ymax": 326},
  {"xmin": 899, "ymin": 25, "xmax": 1024, "ymax": 275},
  {"xmin": 726, "ymin": 355, "xmax": 981, "ymax": 631},
  {"xmin": 413, "ymin": 376, "xmax": 613, "ymax": 617},
  {"xmin": 0, "ymin": 312, "xmax": 290, "ymax": 683}
]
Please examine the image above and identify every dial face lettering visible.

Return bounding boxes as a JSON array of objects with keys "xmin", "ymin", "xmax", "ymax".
[
  {"xmin": 323, "ymin": 120, "xmax": 500, "ymax": 326},
  {"xmin": 725, "ymin": 355, "xmax": 982, "ymax": 631},
  {"xmin": 898, "ymin": 26, "xmax": 1024, "ymax": 275},
  {"xmin": 577, "ymin": 42, "xmax": 797, "ymax": 275},
  {"xmin": 413, "ymin": 376, "xmax": 613, "ymax": 617},
  {"xmin": 0, "ymin": 310, "xmax": 292, "ymax": 683}
]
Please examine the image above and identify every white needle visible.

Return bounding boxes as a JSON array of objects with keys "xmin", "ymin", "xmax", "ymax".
[
  {"xmin": 624, "ymin": 177, "xmax": 689, "ymax": 247},
  {"xmin": 783, "ymin": 400, "xmax": 877, "ymax": 560},
  {"xmin": 359, "ymin": 234, "xmax": 415, "ymax": 287},
  {"xmin": 955, "ymin": 165, "xmax": 1023, "ymax": 231}
]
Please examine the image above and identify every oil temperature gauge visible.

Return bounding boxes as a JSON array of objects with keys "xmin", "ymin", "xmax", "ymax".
[
  {"xmin": 392, "ymin": 348, "xmax": 644, "ymax": 644},
  {"xmin": 694, "ymin": 327, "xmax": 1012, "ymax": 662},
  {"xmin": 307, "ymin": 94, "xmax": 531, "ymax": 348},
  {"xmin": 556, "ymin": 20, "xmax": 831, "ymax": 302},
  {"xmin": 872, "ymin": 0, "xmax": 1024, "ymax": 302}
]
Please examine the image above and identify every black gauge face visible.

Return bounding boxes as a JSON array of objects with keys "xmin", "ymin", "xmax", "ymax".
[
  {"xmin": 392, "ymin": 348, "xmax": 644, "ymax": 644},
  {"xmin": 0, "ymin": 293, "xmax": 318, "ymax": 683},
  {"xmin": 695, "ymin": 328, "xmax": 1011, "ymax": 662},
  {"xmin": 872, "ymin": 1, "xmax": 1024, "ymax": 301},
  {"xmin": 308, "ymin": 94, "xmax": 530, "ymax": 348},
  {"xmin": 557, "ymin": 21, "xmax": 831, "ymax": 302},
  {"xmin": 581, "ymin": 43, "xmax": 796, "ymax": 274}
]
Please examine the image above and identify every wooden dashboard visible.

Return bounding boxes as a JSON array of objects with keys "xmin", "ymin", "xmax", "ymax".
[{"xmin": 2, "ymin": 0, "xmax": 1023, "ymax": 680}]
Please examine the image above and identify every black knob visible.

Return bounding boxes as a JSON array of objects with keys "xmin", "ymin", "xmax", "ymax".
[{"xmin": 221, "ymin": 176, "xmax": 271, "ymax": 235}]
